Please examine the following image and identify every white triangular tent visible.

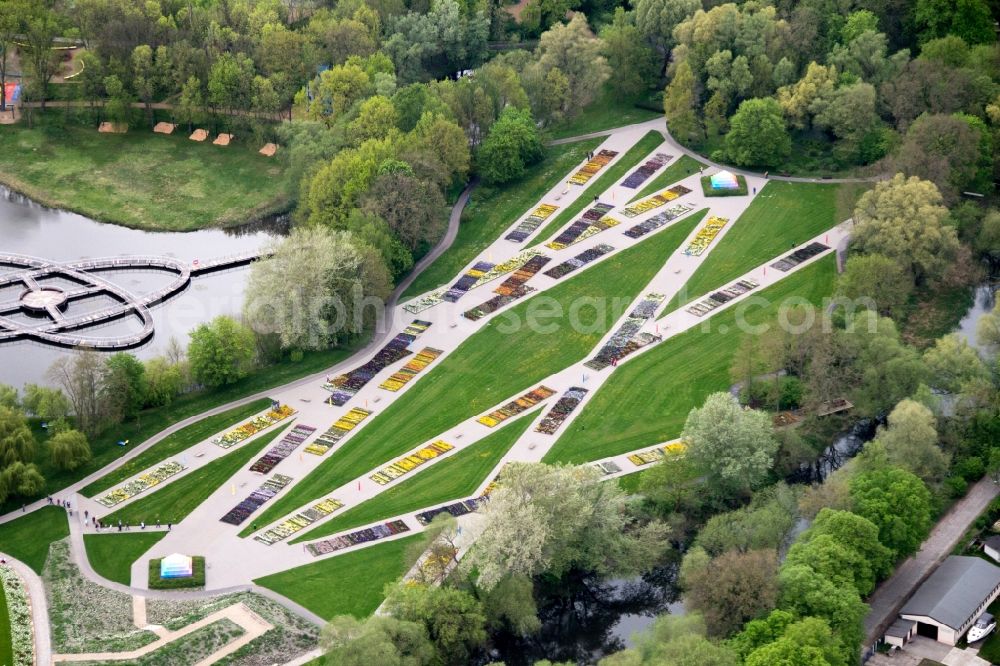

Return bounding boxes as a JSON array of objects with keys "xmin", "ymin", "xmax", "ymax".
[
  {"xmin": 710, "ymin": 170, "xmax": 740, "ymax": 190},
  {"xmin": 160, "ymin": 553, "xmax": 193, "ymax": 579}
]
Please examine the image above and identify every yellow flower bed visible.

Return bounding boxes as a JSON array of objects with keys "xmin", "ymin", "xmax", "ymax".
[{"xmin": 370, "ymin": 441, "xmax": 455, "ymax": 485}]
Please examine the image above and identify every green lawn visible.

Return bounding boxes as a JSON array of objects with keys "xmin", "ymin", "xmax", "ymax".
[
  {"xmin": 0, "ymin": 580, "xmax": 11, "ymax": 666},
  {"xmin": 532, "ymin": 130, "xmax": 665, "ymax": 246},
  {"xmin": 545, "ymin": 256, "xmax": 837, "ymax": 463},
  {"xmin": 82, "ymin": 399, "xmax": 273, "ymax": 498},
  {"xmin": 660, "ymin": 181, "xmax": 843, "ymax": 316},
  {"xmin": 254, "ymin": 534, "xmax": 423, "ymax": 619},
  {"xmin": 0, "ymin": 506, "xmax": 69, "ymax": 574},
  {"xmin": 2, "ymin": 343, "xmax": 362, "ymax": 515},
  {"xmin": 102, "ymin": 423, "xmax": 291, "ymax": 526},
  {"xmin": 292, "ymin": 410, "xmax": 537, "ymax": 543},
  {"xmin": 0, "ymin": 121, "xmax": 292, "ymax": 230},
  {"xmin": 545, "ymin": 88, "xmax": 662, "ymax": 141},
  {"xmin": 83, "ymin": 532, "xmax": 166, "ymax": 585},
  {"xmin": 401, "ymin": 138, "xmax": 602, "ymax": 300},
  {"xmin": 243, "ymin": 210, "xmax": 705, "ymax": 535},
  {"xmin": 628, "ymin": 155, "xmax": 705, "ymax": 203}
]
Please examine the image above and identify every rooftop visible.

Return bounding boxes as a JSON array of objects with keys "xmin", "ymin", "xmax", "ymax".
[{"xmin": 901, "ymin": 556, "xmax": 1000, "ymax": 630}]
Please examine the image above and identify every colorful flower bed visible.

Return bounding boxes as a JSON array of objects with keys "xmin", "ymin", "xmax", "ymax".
[
  {"xmin": 470, "ymin": 250, "xmax": 543, "ymax": 288},
  {"xmin": 543, "ymin": 243, "xmax": 615, "ymax": 279},
  {"xmin": 568, "ymin": 149, "xmax": 618, "ymax": 186},
  {"xmin": 403, "ymin": 290, "xmax": 444, "ymax": 314},
  {"xmin": 416, "ymin": 497, "xmax": 485, "ymax": 525},
  {"xmin": 685, "ymin": 278, "xmax": 760, "ymax": 317},
  {"xmin": 370, "ymin": 440, "xmax": 455, "ymax": 485},
  {"xmin": 535, "ymin": 386, "xmax": 589, "ymax": 435},
  {"xmin": 324, "ymin": 320, "xmax": 432, "ymax": 406},
  {"xmin": 306, "ymin": 408, "xmax": 374, "ymax": 456},
  {"xmin": 621, "ymin": 184, "xmax": 692, "ymax": 218},
  {"xmin": 220, "ymin": 474, "xmax": 293, "ymax": 525},
  {"xmin": 379, "ymin": 347, "xmax": 443, "ymax": 392},
  {"xmin": 306, "ymin": 519, "xmax": 410, "ymax": 556},
  {"xmin": 96, "ymin": 460, "xmax": 187, "ymax": 507},
  {"xmin": 545, "ymin": 203, "xmax": 616, "ymax": 250},
  {"xmin": 248, "ymin": 424, "xmax": 315, "ymax": 474},
  {"xmin": 0, "ymin": 566, "xmax": 33, "ymax": 666},
  {"xmin": 627, "ymin": 442, "xmax": 686, "ymax": 466},
  {"xmin": 585, "ymin": 293, "xmax": 665, "ymax": 370},
  {"xmin": 506, "ymin": 203, "xmax": 559, "ymax": 243},
  {"xmin": 593, "ymin": 460, "xmax": 622, "ymax": 475},
  {"xmin": 770, "ymin": 241, "xmax": 829, "ymax": 272},
  {"xmin": 621, "ymin": 152, "xmax": 672, "ymax": 189},
  {"xmin": 442, "ymin": 261, "xmax": 495, "ymax": 302},
  {"xmin": 254, "ymin": 498, "xmax": 345, "ymax": 545},
  {"xmin": 213, "ymin": 405, "xmax": 296, "ymax": 449},
  {"xmin": 683, "ymin": 216, "xmax": 729, "ymax": 256},
  {"xmin": 463, "ymin": 255, "xmax": 552, "ymax": 321},
  {"xmin": 478, "ymin": 386, "xmax": 556, "ymax": 427},
  {"xmin": 624, "ymin": 204, "xmax": 692, "ymax": 238}
]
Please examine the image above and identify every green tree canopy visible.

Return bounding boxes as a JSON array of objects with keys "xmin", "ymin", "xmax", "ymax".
[{"xmin": 724, "ymin": 98, "xmax": 791, "ymax": 168}]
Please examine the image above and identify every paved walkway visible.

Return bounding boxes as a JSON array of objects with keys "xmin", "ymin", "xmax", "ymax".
[
  {"xmin": 864, "ymin": 477, "xmax": 1000, "ymax": 645},
  {"xmin": 0, "ymin": 553, "xmax": 52, "ymax": 666}
]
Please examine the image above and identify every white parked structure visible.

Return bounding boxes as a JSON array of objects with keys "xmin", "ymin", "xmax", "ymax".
[
  {"xmin": 982, "ymin": 535, "xmax": 1000, "ymax": 563},
  {"xmin": 899, "ymin": 556, "xmax": 1000, "ymax": 645}
]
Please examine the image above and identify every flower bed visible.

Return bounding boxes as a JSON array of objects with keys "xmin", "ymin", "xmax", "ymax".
[
  {"xmin": 542, "ymin": 243, "xmax": 615, "ymax": 279},
  {"xmin": 477, "ymin": 386, "xmax": 556, "ymax": 427},
  {"xmin": 324, "ymin": 319, "xmax": 432, "ymax": 406},
  {"xmin": 585, "ymin": 293, "xmax": 665, "ymax": 370},
  {"xmin": 403, "ymin": 290, "xmax": 444, "ymax": 314},
  {"xmin": 621, "ymin": 152, "xmax": 672, "ymax": 189},
  {"xmin": 568, "ymin": 149, "xmax": 618, "ymax": 186},
  {"xmin": 621, "ymin": 184, "xmax": 692, "ymax": 218},
  {"xmin": 213, "ymin": 405, "xmax": 296, "ymax": 449},
  {"xmin": 220, "ymin": 474, "xmax": 293, "ymax": 525},
  {"xmin": 96, "ymin": 460, "xmax": 187, "ymax": 508},
  {"xmin": 627, "ymin": 442, "xmax": 686, "ymax": 466},
  {"xmin": 470, "ymin": 250, "xmax": 543, "ymax": 288},
  {"xmin": 463, "ymin": 255, "xmax": 552, "ymax": 321},
  {"xmin": 683, "ymin": 216, "xmax": 729, "ymax": 256},
  {"xmin": 253, "ymin": 498, "xmax": 345, "ymax": 545},
  {"xmin": 770, "ymin": 241, "xmax": 829, "ymax": 272},
  {"xmin": 305, "ymin": 519, "xmax": 410, "ymax": 557},
  {"xmin": 379, "ymin": 347, "xmax": 443, "ymax": 392},
  {"xmin": 248, "ymin": 424, "xmax": 315, "ymax": 475},
  {"xmin": 593, "ymin": 460, "xmax": 622, "ymax": 475},
  {"xmin": 148, "ymin": 556, "xmax": 206, "ymax": 589},
  {"xmin": 535, "ymin": 386, "xmax": 589, "ymax": 435},
  {"xmin": 416, "ymin": 497, "xmax": 485, "ymax": 526},
  {"xmin": 442, "ymin": 260, "xmax": 495, "ymax": 302},
  {"xmin": 624, "ymin": 203, "xmax": 692, "ymax": 238},
  {"xmin": 685, "ymin": 278, "xmax": 760, "ymax": 317},
  {"xmin": 0, "ymin": 566, "xmax": 32, "ymax": 666},
  {"xmin": 305, "ymin": 408, "xmax": 373, "ymax": 456},
  {"xmin": 370, "ymin": 440, "xmax": 455, "ymax": 485},
  {"xmin": 545, "ymin": 203, "xmax": 616, "ymax": 250},
  {"xmin": 506, "ymin": 203, "xmax": 559, "ymax": 243}
]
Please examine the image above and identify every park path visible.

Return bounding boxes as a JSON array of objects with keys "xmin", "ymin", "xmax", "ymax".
[
  {"xmin": 863, "ymin": 476, "xmax": 1000, "ymax": 645},
  {"xmin": 0, "ymin": 552, "xmax": 52, "ymax": 666}
]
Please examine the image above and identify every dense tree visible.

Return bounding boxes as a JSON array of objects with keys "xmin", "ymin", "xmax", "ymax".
[
  {"xmin": 784, "ymin": 510, "xmax": 891, "ymax": 596},
  {"xmin": 48, "ymin": 429, "xmax": 92, "ymax": 471},
  {"xmin": 601, "ymin": 9, "xmax": 657, "ymax": 98},
  {"xmin": 20, "ymin": 2, "xmax": 61, "ymax": 110},
  {"xmin": 385, "ymin": 583, "xmax": 488, "ymax": 665},
  {"xmin": 682, "ymin": 392, "xmax": 779, "ymax": 498},
  {"xmin": 837, "ymin": 253, "xmax": 912, "ymax": 318},
  {"xmin": 777, "ymin": 564, "xmax": 868, "ymax": 661},
  {"xmin": 914, "ymin": 0, "xmax": 994, "ymax": 45},
  {"xmin": 663, "ymin": 59, "xmax": 704, "ymax": 145},
  {"xmin": 776, "ymin": 62, "xmax": 837, "ymax": 131},
  {"xmin": 534, "ymin": 14, "xmax": 611, "ymax": 114},
  {"xmin": 361, "ymin": 171, "xmax": 446, "ymax": 252},
  {"xmin": 480, "ymin": 573, "xmax": 541, "ymax": 636},
  {"xmin": 850, "ymin": 466, "xmax": 932, "ymax": 556},
  {"xmin": 599, "ymin": 614, "xmax": 738, "ymax": 666},
  {"xmin": 142, "ymin": 358, "xmax": 185, "ymax": 408},
  {"xmin": 896, "ymin": 113, "xmax": 989, "ymax": 203},
  {"xmin": 0, "ymin": 384, "xmax": 17, "ymax": 410},
  {"xmin": 694, "ymin": 484, "xmax": 797, "ymax": 556},
  {"xmin": 321, "ymin": 614, "xmax": 435, "ymax": 666},
  {"xmin": 0, "ymin": 406, "xmax": 35, "ymax": 468},
  {"xmin": 47, "ymin": 351, "xmax": 105, "ymax": 436},
  {"xmin": 923, "ymin": 333, "xmax": 987, "ymax": 394},
  {"xmin": 0, "ymin": 0, "xmax": 25, "ymax": 111},
  {"xmin": 476, "ymin": 106, "xmax": 544, "ymax": 185},
  {"xmin": 634, "ymin": 0, "xmax": 700, "ymax": 66},
  {"xmin": 724, "ymin": 98, "xmax": 791, "ymax": 168},
  {"xmin": 305, "ymin": 136, "xmax": 397, "ymax": 227},
  {"xmin": 743, "ymin": 616, "xmax": 846, "ymax": 666},
  {"xmin": 176, "ymin": 76, "xmax": 205, "ymax": 133},
  {"xmin": 872, "ymin": 399, "xmax": 949, "ymax": 483},
  {"xmin": 102, "ymin": 352, "xmax": 146, "ymax": 422},
  {"xmin": 681, "ymin": 547, "xmax": 779, "ymax": 637},
  {"xmin": 187, "ymin": 316, "xmax": 256, "ymax": 387},
  {"xmin": 0, "ymin": 461, "xmax": 45, "ymax": 504}
]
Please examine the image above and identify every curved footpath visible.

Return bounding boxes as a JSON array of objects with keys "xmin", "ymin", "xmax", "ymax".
[
  {"xmin": 549, "ymin": 120, "xmax": 882, "ymax": 185},
  {"xmin": 0, "ymin": 552, "xmax": 52, "ymax": 666}
]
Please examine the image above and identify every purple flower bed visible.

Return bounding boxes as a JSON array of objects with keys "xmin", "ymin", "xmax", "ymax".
[
  {"xmin": 621, "ymin": 153, "xmax": 671, "ymax": 189},
  {"xmin": 770, "ymin": 242, "xmax": 829, "ymax": 271},
  {"xmin": 416, "ymin": 498, "xmax": 485, "ymax": 525},
  {"xmin": 248, "ymin": 424, "xmax": 316, "ymax": 474},
  {"xmin": 220, "ymin": 474, "xmax": 293, "ymax": 525},
  {"xmin": 443, "ymin": 261, "xmax": 495, "ymax": 302},
  {"xmin": 305, "ymin": 519, "xmax": 410, "ymax": 556},
  {"xmin": 623, "ymin": 203, "xmax": 692, "ymax": 239},
  {"xmin": 535, "ymin": 386, "xmax": 588, "ymax": 435},
  {"xmin": 462, "ymin": 255, "xmax": 551, "ymax": 321},
  {"xmin": 325, "ymin": 320, "xmax": 432, "ymax": 406},
  {"xmin": 543, "ymin": 244, "xmax": 615, "ymax": 279}
]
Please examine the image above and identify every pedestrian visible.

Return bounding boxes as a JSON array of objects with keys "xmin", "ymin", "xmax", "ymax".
[
  {"xmin": 156, "ymin": 519, "xmax": 160, "ymax": 528},
  {"xmin": 764, "ymin": 171, "xmax": 769, "ymax": 179},
  {"xmin": 167, "ymin": 523, "xmax": 171, "ymax": 531},
  {"xmin": 84, "ymin": 510, "xmax": 88, "ymax": 519},
  {"xmin": 752, "ymin": 187, "xmax": 756, "ymax": 195},
  {"xmin": 47, "ymin": 496, "xmax": 52, "ymax": 504},
  {"xmin": 140, "ymin": 521, "xmax": 145, "ymax": 530},
  {"xmin": 21, "ymin": 504, "xmax": 25, "ymax": 512},
  {"xmin": 118, "ymin": 523, "xmax": 122, "ymax": 532}
]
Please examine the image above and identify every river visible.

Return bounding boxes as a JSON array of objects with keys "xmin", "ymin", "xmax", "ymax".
[{"xmin": 0, "ymin": 186, "xmax": 282, "ymax": 389}]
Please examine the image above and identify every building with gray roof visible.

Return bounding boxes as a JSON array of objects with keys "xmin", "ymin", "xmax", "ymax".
[{"xmin": 900, "ymin": 556, "xmax": 1000, "ymax": 645}]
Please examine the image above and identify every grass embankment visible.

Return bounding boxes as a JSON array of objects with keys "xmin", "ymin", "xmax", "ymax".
[
  {"xmin": 83, "ymin": 532, "xmax": 166, "ymax": 585},
  {"xmin": 2, "ymin": 343, "xmax": 362, "ymax": 514},
  {"xmin": 531, "ymin": 130, "xmax": 666, "ymax": 246},
  {"xmin": 545, "ymin": 256, "xmax": 837, "ymax": 463},
  {"xmin": 293, "ymin": 411, "xmax": 537, "ymax": 543},
  {"xmin": 402, "ymin": 138, "xmax": 602, "ymax": 300},
  {"xmin": 243, "ymin": 211, "xmax": 705, "ymax": 535},
  {"xmin": 0, "ymin": 581, "xmax": 11, "ymax": 666},
  {"xmin": 628, "ymin": 155, "xmax": 705, "ymax": 203},
  {"xmin": 82, "ymin": 399, "xmax": 272, "ymax": 498},
  {"xmin": 255, "ymin": 534, "xmax": 423, "ymax": 619},
  {"xmin": 0, "ymin": 122, "xmax": 291, "ymax": 230},
  {"xmin": 102, "ymin": 424, "xmax": 291, "ymax": 526},
  {"xmin": 545, "ymin": 88, "xmax": 661, "ymax": 141},
  {"xmin": 660, "ymin": 181, "xmax": 848, "ymax": 316},
  {"xmin": 0, "ymin": 506, "xmax": 69, "ymax": 573}
]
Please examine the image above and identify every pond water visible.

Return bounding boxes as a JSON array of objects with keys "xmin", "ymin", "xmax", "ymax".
[
  {"xmin": 955, "ymin": 283, "xmax": 996, "ymax": 353},
  {"xmin": 0, "ymin": 186, "xmax": 283, "ymax": 389}
]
